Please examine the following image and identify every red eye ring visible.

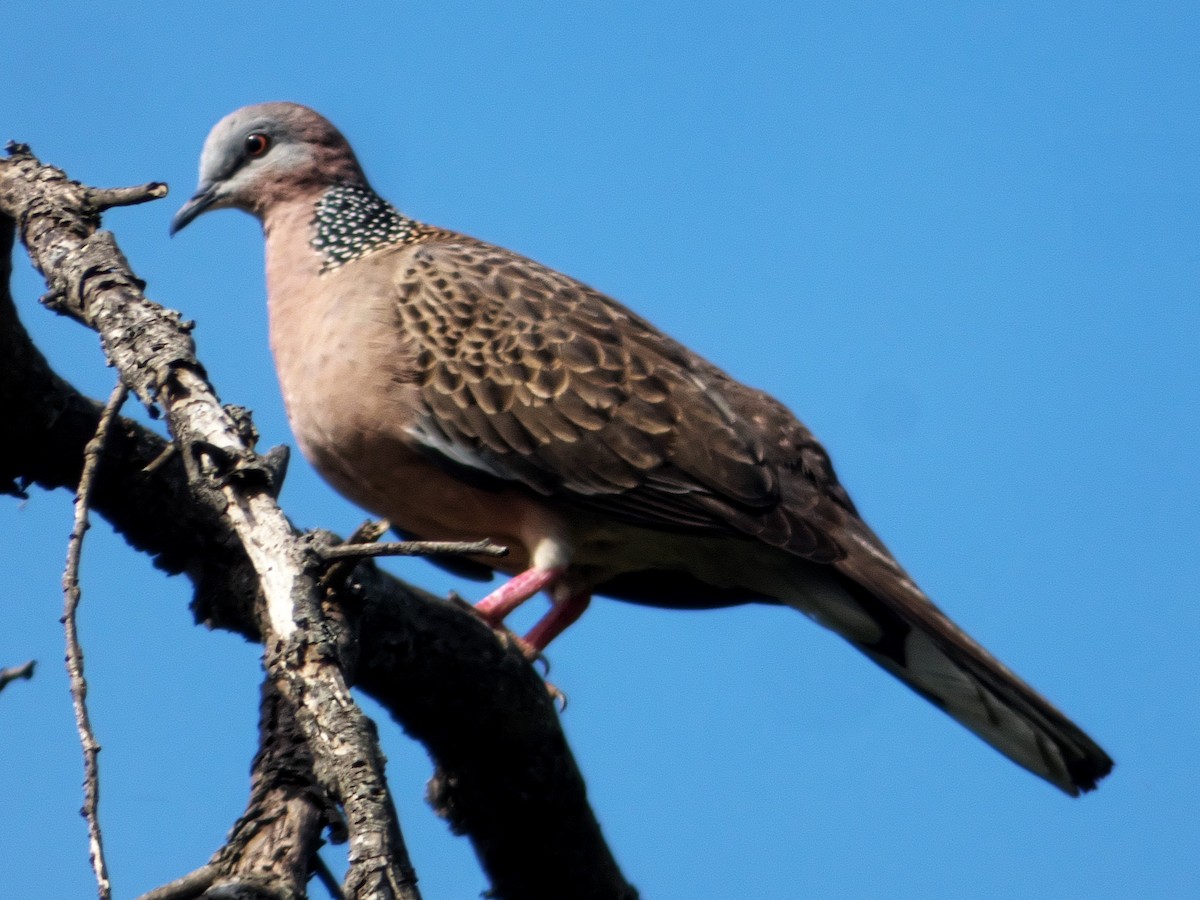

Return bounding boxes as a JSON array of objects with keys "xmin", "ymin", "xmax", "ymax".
[{"xmin": 244, "ymin": 133, "xmax": 271, "ymax": 158}]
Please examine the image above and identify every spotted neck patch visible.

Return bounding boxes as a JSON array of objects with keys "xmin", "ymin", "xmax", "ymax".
[{"xmin": 311, "ymin": 183, "xmax": 425, "ymax": 270}]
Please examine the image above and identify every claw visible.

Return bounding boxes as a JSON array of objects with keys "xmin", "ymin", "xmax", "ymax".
[{"xmin": 544, "ymin": 680, "xmax": 568, "ymax": 711}]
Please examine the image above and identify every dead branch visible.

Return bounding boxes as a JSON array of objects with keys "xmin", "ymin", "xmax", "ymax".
[
  {"xmin": 82, "ymin": 181, "xmax": 168, "ymax": 212},
  {"xmin": 0, "ymin": 659, "xmax": 36, "ymax": 694},
  {"xmin": 318, "ymin": 538, "xmax": 508, "ymax": 562},
  {"xmin": 3, "ymin": 143, "xmax": 418, "ymax": 900},
  {"xmin": 0, "ymin": 142, "xmax": 636, "ymax": 898},
  {"xmin": 133, "ymin": 679, "xmax": 334, "ymax": 900},
  {"xmin": 63, "ymin": 379, "xmax": 127, "ymax": 900}
]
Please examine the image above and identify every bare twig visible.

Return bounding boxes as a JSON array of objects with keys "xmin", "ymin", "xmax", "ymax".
[
  {"xmin": 63, "ymin": 379, "xmax": 127, "ymax": 900},
  {"xmin": 0, "ymin": 659, "xmax": 36, "ymax": 693},
  {"xmin": 318, "ymin": 520, "xmax": 391, "ymax": 593},
  {"xmin": 350, "ymin": 520, "xmax": 391, "ymax": 544},
  {"xmin": 82, "ymin": 182, "xmax": 168, "ymax": 213},
  {"xmin": 320, "ymin": 538, "xmax": 508, "ymax": 562},
  {"xmin": 141, "ymin": 442, "xmax": 176, "ymax": 474}
]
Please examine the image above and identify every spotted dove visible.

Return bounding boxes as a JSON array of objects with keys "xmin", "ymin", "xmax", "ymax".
[{"xmin": 171, "ymin": 102, "xmax": 1112, "ymax": 796}]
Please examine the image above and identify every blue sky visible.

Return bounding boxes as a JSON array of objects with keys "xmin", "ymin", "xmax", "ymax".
[{"xmin": 2, "ymin": 3, "xmax": 1196, "ymax": 898}]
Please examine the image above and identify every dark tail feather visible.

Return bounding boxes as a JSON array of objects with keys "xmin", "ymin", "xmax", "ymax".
[{"xmin": 798, "ymin": 530, "xmax": 1113, "ymax": 795}]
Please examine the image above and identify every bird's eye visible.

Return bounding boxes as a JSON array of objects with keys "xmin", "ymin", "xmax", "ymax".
[{"xmin": 244, "ymin": 133, "xmax": 271, "ymax": 158}]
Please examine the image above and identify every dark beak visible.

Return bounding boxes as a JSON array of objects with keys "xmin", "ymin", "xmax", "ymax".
[{"xmin": 169, "ymin": 183, "xmax": 219, "ymax": 236}]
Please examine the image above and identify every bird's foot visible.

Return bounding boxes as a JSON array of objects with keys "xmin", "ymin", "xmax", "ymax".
[
  {"xmin": 451, "ymin": 577, "xmax": 580, "ymax": 709},
  {"xmin": 452, "ymin": 589, "xmax": 549, "ymax": 665},
  {"xmin": 479, "ymin": 590, "xmax": 590, "ymax": 662},
  {"xmin": 520, "ymin": 593, "xmax": 591, "ymax": 653},
  {"xmin": 473, "ymin": 567, "xmax": 564, "ymax": 625}
]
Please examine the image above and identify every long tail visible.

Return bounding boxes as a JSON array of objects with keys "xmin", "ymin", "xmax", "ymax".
[{"xmin": 786, "ymin": 527, "xmax": 1113, "ymax": 796}]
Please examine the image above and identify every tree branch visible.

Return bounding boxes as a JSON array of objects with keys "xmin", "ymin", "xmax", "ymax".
[
  {"xmin": 2, "ymin": 144, "xmax": 417, "ymax": 900},
  {"xmin": 63, "ymin": 379, "xmax": 126, "ymax": 900},
  {"xmin": 0, "ymin": 143, "xmax": 636, "ymax": 898},
  {"xmin": 318, "ymin": 537, "xmax": 508, "ymax": 563},
  {"xmin": 0, "ymin": 659, "xmax": 36, "ymax": 694},
  {"xmin": 133, "ymin": 678, "xmax": 334, "ymax": 900}
]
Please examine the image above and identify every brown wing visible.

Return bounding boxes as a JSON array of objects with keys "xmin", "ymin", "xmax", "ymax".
[
  {"xmin": 392, "ymin": 235, "xmax": 852, "ymax": 562},
  {"xmin": 391, "ymin": 235, "xmax": 1114, "ymax": 794}
]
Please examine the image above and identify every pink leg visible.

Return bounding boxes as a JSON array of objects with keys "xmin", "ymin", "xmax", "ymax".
[
  {"xmin": 522, "ymin": 593, "xmax": 592, "ymax": 654},
  {"xmin": 475, "ymin": 567, "xmax": 563, "ymax": 625}
]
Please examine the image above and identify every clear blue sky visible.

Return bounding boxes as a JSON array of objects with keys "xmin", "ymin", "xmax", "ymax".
[{"xmin": 2, "ymin": 4, "xmax": 1196, "ymax": 898}]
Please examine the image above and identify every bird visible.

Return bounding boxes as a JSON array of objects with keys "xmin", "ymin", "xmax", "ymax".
[{"xmin": 171, "ymin": 102, "xmax": 1112, "ymax": 796}]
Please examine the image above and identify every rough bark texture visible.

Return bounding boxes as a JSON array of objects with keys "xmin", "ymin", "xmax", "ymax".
[
  {"xmin": 3, "ymin": 144, "xmax": 421, "ymax": 900},
  {"xmin": 136, "ymin": 682, "xmax": 332, "ymax": 900},
  {"xmin": 0, "ymin": 146, "xmax": 637, "ymax": 899},
  {"xmin": 211, "ymin": 679, "xmax": 338, "ymax": 899}
]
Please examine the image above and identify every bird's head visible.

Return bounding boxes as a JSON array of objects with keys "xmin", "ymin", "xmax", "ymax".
[{"xmin": 171, "ymin": 102, "xmax": 368, "ymax": 234}]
